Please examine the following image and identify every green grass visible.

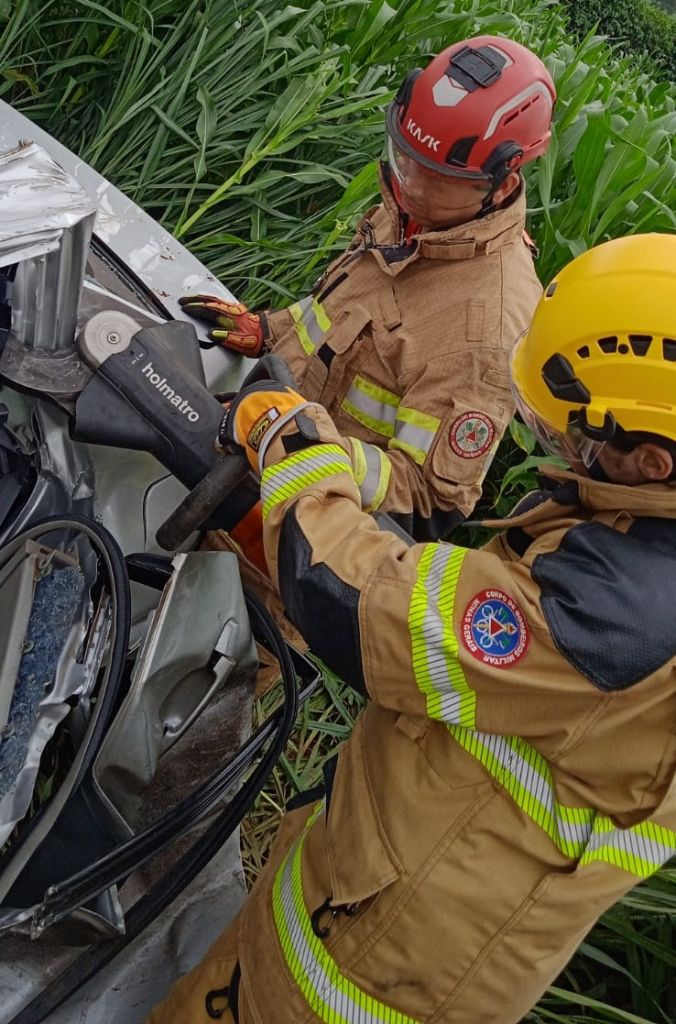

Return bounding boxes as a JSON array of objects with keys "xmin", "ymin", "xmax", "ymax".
[{"xmin": 1, "ymin": 1, "xmax": 675, "ymax": 1019}]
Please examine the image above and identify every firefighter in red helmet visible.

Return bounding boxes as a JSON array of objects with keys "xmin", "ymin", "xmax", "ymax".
[
  {"xmin": 386, "ymin": 37, "xmax": 555, "ymax": 225},
  {"xmin": 184, "ymin": 37, "xmax": 555, "ymax": 598}
]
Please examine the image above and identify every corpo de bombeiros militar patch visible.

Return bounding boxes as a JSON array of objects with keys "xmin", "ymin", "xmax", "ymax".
[
  {"xmin": 462, "ymin": 589, "xmax": 529, "ymax": 667},
  {"xmin": 449, "ymin": 411, "xmax": 495, "ymax": 459}
]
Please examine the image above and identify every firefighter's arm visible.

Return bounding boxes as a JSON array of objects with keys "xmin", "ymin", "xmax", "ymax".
[
  {"xmin": 251, "ymin": 400, "xmax": 599, "ymax": 739},
  {"xmin": 345, "ymin": 348, "xmax": 514, "ymax": 540}
]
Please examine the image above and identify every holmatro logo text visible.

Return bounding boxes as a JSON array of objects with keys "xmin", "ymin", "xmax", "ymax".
[{"xmin": 141, "ymin": 362, "xmax": 200, "ymax": 422}]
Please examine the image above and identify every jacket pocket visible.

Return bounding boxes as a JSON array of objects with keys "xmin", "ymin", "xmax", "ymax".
[
  {"xmin": 430, "ymin": 395, "xmax": 503, "ymax": 485},
  {"xmin": 324, "ymin": 723, "xmax": 403, "ymax": 907}
]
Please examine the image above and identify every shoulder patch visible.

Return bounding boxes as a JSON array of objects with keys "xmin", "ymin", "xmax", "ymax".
[
  {"xmin": 449, "ymin": 411, "xmax": 495, "ymax": 459},
  {"xmin": 461, "ymin": 589, "xmax": 529, "ymax": 667},
  {"xmin": 532, "ymin": 519, "xmax": 676, "ymax": 691}
]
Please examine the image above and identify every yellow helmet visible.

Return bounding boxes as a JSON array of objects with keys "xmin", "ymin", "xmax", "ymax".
[{"xmin": 511, "ymin": 233, "xmax": 676, "ymax": 461}]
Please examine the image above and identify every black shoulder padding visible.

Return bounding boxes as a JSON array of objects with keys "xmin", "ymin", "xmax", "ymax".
[
  {"xmin": 390, "ymin": 505, "xmax": 464, "ymax": 542},
  {"xmin": 508, "ymin": 489, "xmax": 553, "ymax": 517},
  {"xmin": 278, "ymin": 507, "xmax": 367, "ymax": 696},
  {"xmin": 532, "ymin": 519, "xmax": 676, "ymax": 691},
  {"xmin": 505, "ymin": 526, "xmax": 533, "ymax": 557}
]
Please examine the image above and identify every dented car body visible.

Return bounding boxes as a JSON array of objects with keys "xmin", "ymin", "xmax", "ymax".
[{"xmin": 0, "ymin": 102, "xmax": 288, "ymax": 1023}]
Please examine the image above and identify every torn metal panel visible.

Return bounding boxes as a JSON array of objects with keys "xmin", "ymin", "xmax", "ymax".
[
  {"xmin": 0, "ymin": 142, "xmax": 96, "ymax": 355},
  {"xmin": 0, "ymin": 101, "xmax": 252, "ymax": 394}
]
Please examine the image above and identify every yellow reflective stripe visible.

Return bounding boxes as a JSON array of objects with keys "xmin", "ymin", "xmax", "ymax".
[
  {"xmin": 341, "ymin": 398, "xmax": 395, "ymax": 438},
  {"xmin": 349, "ymin": 438, "xmax": 391, "ymax": 511},
  {"xmin": 289, "ymin": 301, "xmax": 315, "ymax": 355},
  {"xmin": 341, "ymin": 376, "xmax": 399, "ymax": 438},
  {"xmin": 288, "ymin": 295, "xmax": 332, "ymax": 356},
  {"xmin": 352, "ymin": 375, "xmax": 399, "ymax": 408},
  {"xmin": 272, "ymin": 805, "xmax": 421, "ymax": 1024},
  {"xmin": 261, "ymin": 444, "xmax": 352, "ymax": 519},
  {"xmin": 396, "ymin": 406, "xmax": 440, "ymax": 433},
  {"xmin": 369, "ymin": 448, "xmax": 391, "ymax": 511},
  {"xmin": 580, "ymin": 816, "xmax": 676, "ymax": 878},
  {"xmin": 388, "ymin": 436, "xmax": 424, "ymax": 465},
  {"xmin": 350, "ymin": 437, "xmax": 368, "ymax": 487},
  {"xmin": 312, "ymin": 296, "xmax": 331, "ymax": 332},
  {"xmin": 448, "ymin": 726, "xmax": 676, "ymax": 877},
  {"xmin": 390, "ymin": 407, "xmax": 441, "ymax": 465},
  {"xmin": 409, "ymin": 544, "xmax": 476, "ymax": 726}
]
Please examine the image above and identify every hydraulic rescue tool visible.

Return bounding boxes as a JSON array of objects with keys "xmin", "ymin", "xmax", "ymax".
[
  {"xmin": 0, "ymin": 141, "xmax": 312, "ymax": 1024},
  {"xmin": 73, "ymin": 309, "xmax": 288, "ymax": 549}
]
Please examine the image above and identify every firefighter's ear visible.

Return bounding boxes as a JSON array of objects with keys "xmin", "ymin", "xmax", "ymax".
[
  {"xmin": 632, "ymin": 443, "xmax": 673, "ymax": 482},
  {"xmin": 492, "ymin": 169, "xmax": 521, "ymax": 206},
  {"xmin": 598, "ymin": 442, "xmax": 673, "ymax": 484}
]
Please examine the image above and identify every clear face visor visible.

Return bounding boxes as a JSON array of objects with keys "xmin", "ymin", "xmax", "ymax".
[
  {"xmin": 385, "ymin": 131, "xmax": 486, "ymax": 185},
  {"xmin": 512, "ymin": 388, "xmax": 605, "ymax": 468},
  {"xmin": 386, "ymin": 134, "xmax": 410, "ymax": 185}
]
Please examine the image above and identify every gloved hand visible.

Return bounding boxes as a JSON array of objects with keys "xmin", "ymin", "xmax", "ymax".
[
  {"xmin": 178, "ymin": 295, "xmax": 268, "ymax": 357},
  {"xmin": 219, "ymin": 380, "xmax": 318, "ymax": 473}
]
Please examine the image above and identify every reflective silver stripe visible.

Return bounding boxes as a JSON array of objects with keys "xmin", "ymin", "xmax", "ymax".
[
  {"xmin": 297, "ymin": 295, "xmax": 328, "ymax": 345},
  {"xmin": 341, "ymin": 377, "xmax": 399, "ymax": 438},
  {"xmin": 289, "ymin": 295, "xmax": 331, "ymax": 354},
  {"xmin": 580, "ymin": 817, "xmax": 676, "ymax": 877},
  {"xmin": 409, "ymin": 544, "xmax": 475, "ymax": 726},
  {"xmin": 261, "ymin": 444, "xmax": 352, "ymax": 518},
  {"xmin": 392, "ymin": 407, "xmax": 440, "ymax": 465},
  {"xmin": 449, "ymin": 727, "xmax": 676, "ymax": 874},
  {"xmin": 356, "ymin": 441, "xmax": 390, "ymax": 511},
  {"xmin": 272, "ymin": 808, "xmax": 422, "ymax": 1024},
  {"xmin": 393, "ymin": 420, "xmax": 433, "ymax": 455}
]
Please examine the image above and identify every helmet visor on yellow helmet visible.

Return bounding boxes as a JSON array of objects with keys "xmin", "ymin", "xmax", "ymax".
[{"xmin": 510, "ymin": 335, "xmax": 605, "ymax": 469}]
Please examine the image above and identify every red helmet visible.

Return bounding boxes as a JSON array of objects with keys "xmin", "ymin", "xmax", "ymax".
[{"xmin": 386, "ymin": 36, "xmax": 556, "ymax": 186}]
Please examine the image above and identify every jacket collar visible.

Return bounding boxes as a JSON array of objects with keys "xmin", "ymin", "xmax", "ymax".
[
  {"xmin": 369, "ymin": 163, "xmax": 527, "ymax": 275},
  {"xmin": 482, "ymin": 466, "xmax": 676, "ymax": 531},
  {"xmin": 540, "ymin": 466, "xmax": 676, "ymax": 519}
]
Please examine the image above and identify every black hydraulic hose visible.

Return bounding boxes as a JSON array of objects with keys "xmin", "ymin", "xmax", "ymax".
[{"xmin": 8, "ymin": 588, "xmax": 300, "ymax": 1024}]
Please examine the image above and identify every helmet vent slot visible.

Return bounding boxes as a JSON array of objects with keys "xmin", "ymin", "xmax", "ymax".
[
  {"xmin": 542, "ymin": 353, "xmax": 591, "ymax": 403},
  {"xmin": 629, "ymin": 335, "xmax": 652, "ymax": 356},
  {"xmin": 663, "ymin": 339, "xmax": 676, "ymax": 362},
  {"xmin": 447, "ymin": 136, "xmax": 478, "ymax": 167},
  {"xmin": 577, "ymin": 345, "xmax": 590, "ymax": 359},
  {"xmin": 598, "ymin": 336, "xmax": 618, "ymax": 354}
]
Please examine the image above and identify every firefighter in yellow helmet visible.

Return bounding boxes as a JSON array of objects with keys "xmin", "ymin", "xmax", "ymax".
[{"xmin": 148, "ymin": 233, "xmax": 676, "ymax": 1024}]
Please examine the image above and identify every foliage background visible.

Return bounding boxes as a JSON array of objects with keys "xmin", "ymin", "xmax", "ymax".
[
  {"xmin": 563, "ymin": 0, "xmax": 676, "ymax": 78},
  {"xmin": 1, "ymin": 0, "xmax": 675, "ymax": 1020}
]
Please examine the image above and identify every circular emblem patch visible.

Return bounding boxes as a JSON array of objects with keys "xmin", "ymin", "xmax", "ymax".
[
  {"xmin": 462, "ymin": 590, "xmax": 529, "ymax": 667},
  {"xmin": 449, "ymin": 411, "xmax": 495, "ymax": 459}
]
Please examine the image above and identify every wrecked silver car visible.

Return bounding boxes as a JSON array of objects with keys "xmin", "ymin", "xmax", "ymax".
[{"xmin": 0, "ymin": 104, "xmax": 309, "ymax": 1024}]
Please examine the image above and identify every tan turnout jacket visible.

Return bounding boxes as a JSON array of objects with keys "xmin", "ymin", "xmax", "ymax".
[
  {"xmin": 150, "ymin": 408, "xmax": 676, "ymax": 1024},
  {"xmin": 265, "ymin": 176, "xmax": 541, "ymax": 539}
]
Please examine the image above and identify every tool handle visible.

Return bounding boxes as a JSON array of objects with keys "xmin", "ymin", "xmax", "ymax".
[
  {"xmin": 156, "ymin": 353, "xmax": 297, "ymax": 551},
  {"xmin": 240, "ymin": 352, "xmax": 296, "ymax": 390},
  {"xmin": 156, "ymin": 454, "xmax": 249, "ymax": 550}
]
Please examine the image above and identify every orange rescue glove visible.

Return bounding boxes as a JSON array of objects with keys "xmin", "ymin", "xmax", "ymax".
[
  {"xmin": 218, "ymin": 380, "xmax": 318, "ymax": 474},
  {"xmin": 178, "ymin": 294, "xmax": 269, "ymax": 357}
]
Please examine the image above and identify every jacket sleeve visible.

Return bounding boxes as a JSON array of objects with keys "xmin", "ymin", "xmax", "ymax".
[
  {"xmin": 261, "ymin": 407, "xmax": 603, "ymax": 741},
  {"xmin": 345, "ymin": 346, "xmax": 514, "ymax": 541}
]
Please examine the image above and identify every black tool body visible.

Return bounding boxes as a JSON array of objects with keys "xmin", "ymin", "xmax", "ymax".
[{"xmin": 73, "ymin": 320, "xmax": 224, "ymax": 488}]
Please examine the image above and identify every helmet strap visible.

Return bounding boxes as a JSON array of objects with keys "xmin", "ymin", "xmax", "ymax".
[
  {"xmin": 587, "ymin": 455, "xmax": 612, "ymax": 484},
  {"xmin": 479, "ymin": 141, "xmax": 523, "ymax": 216},
  {"xmin": 393, "ymin": 68, "xmax": 422, "ymax": 118}
]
